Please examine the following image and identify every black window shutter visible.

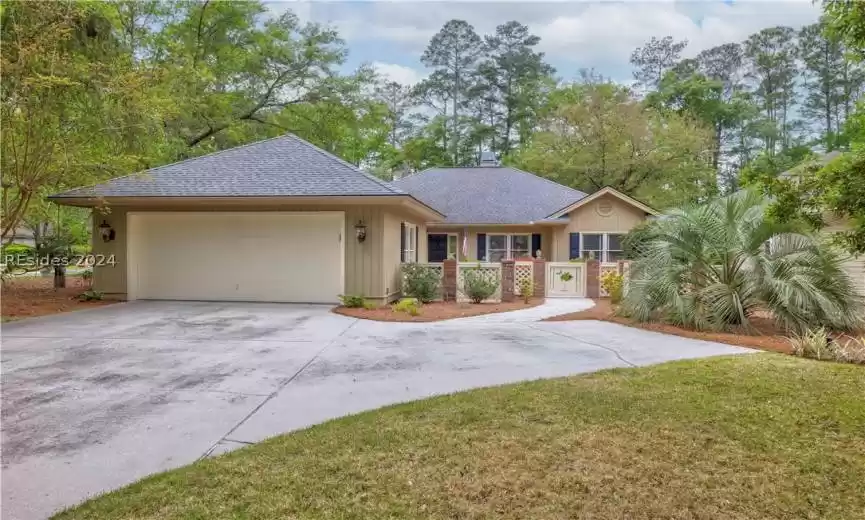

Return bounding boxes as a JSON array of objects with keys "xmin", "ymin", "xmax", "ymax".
[
  {"xmin": 531, "ymin": 234, "xmax": 542, "ymax": 258},
  {"xmin": 415, "ymin": 227, "xmax": 419, "ymax": 262},
  {"xmin": 477, "ymin": 233, "xmax": 486, "ymax": 261},
  {"xmin": 569, "ymin": 233, "xmax": 580, "ymax": 260},
  {"xmin": 400, "ymin": 223, "xmax": 406, "ymax": 262}
]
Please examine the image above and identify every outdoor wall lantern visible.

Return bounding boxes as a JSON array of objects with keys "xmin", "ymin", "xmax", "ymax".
[
  {"xmin": 98, "ymin": 220, "xmax": 116, "ymax": 242},
  {"xmin": 355, "ymin": 220, "xmax": 367, "ymax": 243}
]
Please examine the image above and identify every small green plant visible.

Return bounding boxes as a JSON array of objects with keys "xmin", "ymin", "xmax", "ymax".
[
  {"xmin": 789, "ymin": 328, "xmax": 833, "ymax": 360},
  {"xmin": 78, "ymin": 290, "xmax": 104, "ymax": 301},
  {"xmin": 392, "ymin": 297, "xmax": 421, "ymax": 316},
  {"xmin": 81, "ymin": 267, "xmax": 94, "ymax": 288},
  {"xmin": 362, "ymin": 301, "xmax": 378, "ymax": 310},
  {"xmin": 601, "ymin": 271, "xmax": 624, "ymax": 304},
  {"xmin": 462, "ymin": 267, "xmax": 499, "ymax": 304},
  {"xmin": 835, "ymin": 336, "xmax": 865, "ymax": 365},
  {"xmin": 519, "ymin": 278, "xmax": 533, "ymax": 304},
  {"xmin": 339, "ymin": 294, "xmax": 367, "ymax": 308},
  {"xmin": 559, "ymin": 271, "xmax": 573, "ymax": 282},
  {"xmin": 401, "ymin": 264, "xmax": 441, "ymax": 303}
]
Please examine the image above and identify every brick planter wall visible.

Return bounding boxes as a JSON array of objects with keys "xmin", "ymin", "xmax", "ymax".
[
  {"xmin": 501, "ymin": 260, "xmax": 515, "ymax": 302},
  {"xmin": 586, "ymin": 259, "xmax": 600, "ymax": 298},
  {"xmin": 442, "ymin": 259, "xmax": 457, "ymax": 302},
  {"xmin": 532, "ymin": 258, "xmax": 546, "ymax": 298}
]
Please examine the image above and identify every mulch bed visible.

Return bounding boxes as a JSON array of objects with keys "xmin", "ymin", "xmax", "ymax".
[
  {"xmin": 544, "ymin": 299, "xmax": 793, "ymax": 354},
  {"xmin": 1, "ymin": 276, "xmax": 117, "ymax": 321},
  {"xmin": 334, "ymin": 299, "xmax": 543, "ymax": 322}
]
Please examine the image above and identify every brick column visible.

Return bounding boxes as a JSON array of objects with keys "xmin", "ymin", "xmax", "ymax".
[
  {"xmin": 532, "ymin": 258, "xmax": 546, "ymax": 298},
  {"xmin": 442, "ymin": 259, "xmax": 457, "ymax": 302},
  {"xmin": 586, "ymin": 259, "xmax": 600, "ymax": 299},
  {"xmin": 500, "ymin": 260, "xmax": 515, "ymax": 302}
]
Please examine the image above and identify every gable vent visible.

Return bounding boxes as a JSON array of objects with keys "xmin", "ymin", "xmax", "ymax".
[{"xmin": 479, "ymin": 151, "xmax": 499, "ymax": 167}]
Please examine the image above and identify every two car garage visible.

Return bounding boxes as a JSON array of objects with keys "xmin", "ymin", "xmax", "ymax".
[{"xmin": 126, "ymin": 212, "xmax": 344, "ymax": 304}]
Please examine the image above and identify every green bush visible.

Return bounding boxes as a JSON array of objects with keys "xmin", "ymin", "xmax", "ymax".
[
  {"xmin": 401, "ymin": 264, "xmax": 441, "ymax": 303},
  {"xmin": 789, "ymin": 330, "xmax": 865, "ymax": 365},
  {"xmin": 600, "ymin": 271, "xmax": 624, "ymax": 304},
  {"xmin": 78, "ymin": 290, "xmax": 104, "ymax": 301},
  {"xmin": 392, "ymin": 297, "xmax": 421, "ymax": 316},
  {"xmin": 519, "ymin": 278, "xmax": 533, "ymax": 303},
  {"xmin": 339, "ymin": 294, "xmax": 367, "ymax": 308},
  {"xmin": 462, "ymin": 267, "xmax": 499, "ymax": 304},
  {"xmin": 621, "ymin": 191, "xmax": 864, "ymax": 332},
  {"xmin": 1, "ymin": 243, "xmax": 35, "ymax": 265}
]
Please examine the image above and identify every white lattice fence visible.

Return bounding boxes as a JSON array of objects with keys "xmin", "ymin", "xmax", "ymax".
[
  {"xmin": 457, "ymin": 262, "xmax": 502, "ymax": 302},
  {"xmin": 401, "ymin": 263, "xmax": 444, "ymax": 300},
  {"xmin": 599, "ymin": 263, "xmax": 619, "ymax": 297},
  {"xmin": 514, "ymin": 261, "xmax": 533, "ymax": 295}
]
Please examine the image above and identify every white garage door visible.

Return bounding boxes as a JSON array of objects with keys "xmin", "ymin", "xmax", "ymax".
[{"xmin": 128, "ymin": 212, "xmax": 344, "ymax": 303}]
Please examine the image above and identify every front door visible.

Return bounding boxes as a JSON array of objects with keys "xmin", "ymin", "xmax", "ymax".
[{"xmin": 428, "ymin": 234, "xmax": 448, "ymax": 262}]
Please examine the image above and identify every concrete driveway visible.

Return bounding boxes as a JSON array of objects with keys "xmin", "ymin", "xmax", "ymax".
[{"xmin": 1, "ymin": 301, "xmax": 752, "ymax": 519}]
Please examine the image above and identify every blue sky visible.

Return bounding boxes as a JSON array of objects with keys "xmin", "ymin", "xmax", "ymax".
[{"xmin": 268, "ymin": 1, "xmax": 821, "ymax": 85}]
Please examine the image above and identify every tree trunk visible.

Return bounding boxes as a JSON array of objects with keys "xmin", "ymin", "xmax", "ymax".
[{"xmin": 53, "ymin": 265, "xmax": 66, "ymax": 289}]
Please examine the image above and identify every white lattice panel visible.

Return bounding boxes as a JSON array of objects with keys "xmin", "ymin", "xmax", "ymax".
[
  {"xmin": 457, "ymin": 263, "xmax": 501, "ymax": 302},
  {"xmin": 514, "ymin": 262, "xmax": 534, "ymax": 296},
  {"xmin": 599, "ymin": 263, "xmax": 619, "ymax": 297}
]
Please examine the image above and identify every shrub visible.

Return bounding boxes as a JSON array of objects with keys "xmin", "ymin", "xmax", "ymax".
[
  {"xmin": 362, "ymin": 301, "xmax": 378, "ymax": 310},
  {"xmin": 78, "ymin": 290, "xmax": 104, "ymax": 301},
  {"xmin": 401, "ymin": 264, "xmax": 441, "ymax": 303},
  {"xmin": 81, "ymin": 267, "xmax": 94, "ymax": 287},
  {"xmin": 621, "ymin": 190, "xmax": 865, "ymax": 332},
  {"xmin": 339, "ymin": 294, "xmax": 367, "ymax": 308},
  {"xmin": 392, "ymin": 297, "xmax": 421, "ymax": 316},
  {"xmin": 1, "ymin": 243, "xmax": 35, "ymax": 268},
  {"xmin": 790, "ymin": 329, "xmax": 865, "ymax": 365},
  {"xmin": 789, "ymin": 328, "xmax": 833, "ymax": 360},
  {"xmin": 519, "ymin": 278, "xmax": 533, "ymax": 304},
  {"xmin": 462, "ymin": 267, "xmax": 499, "ymax": 304},
  {"xmin": 600, "ymin": 271, "xmax": 624, "ymax": 304}
]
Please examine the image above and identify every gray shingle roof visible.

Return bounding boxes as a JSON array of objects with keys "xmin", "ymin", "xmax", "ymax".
[
  {"xmin": 392, "ymin": 166, "xmax": 586, "ymax": 224},
  {"xmin": 50, "ymin": 134, "xmax": 405, "ymax": 199}
]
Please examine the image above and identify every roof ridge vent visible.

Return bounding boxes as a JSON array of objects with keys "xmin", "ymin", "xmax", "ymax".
[{"xmin": 479, "ymin": 151, "xmax": 499, "ymax": 167}]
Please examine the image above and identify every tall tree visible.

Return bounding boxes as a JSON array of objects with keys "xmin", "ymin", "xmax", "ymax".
[
  {"xmin": 743, "ymin": 26, "xmax": 799, "ymax": 154},
  {"xmin": 514, "ymin": 83, "xmax": 716, "ymax": 208},
  {"xmin": 630, "ymin": 36, "xmax": 688, "ymax": 90},
  {"xmin": 375, "ymin": 80, "xmax": 414, "ymax": 148},
  {"xmin": 799, "ymin": 20, "xmax": 847, "ymax": 150},
  {"xmin": 419, "ymin": 19, "xmax": 484, "ymax": 165},
  {"xmin": 475, "ymin": 21, "xmax": 554, "ymax": 157}
]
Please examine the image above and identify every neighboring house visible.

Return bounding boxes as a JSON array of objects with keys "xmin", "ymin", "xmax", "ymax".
[
  {"xmin": 6, "ymin": 227, "xmax": 36, "ymax": 248},
  {"xmin": 779, "ymin": 151, "xmax": 865, "ymax": 297},
  {"xmin": 49, "ymin": 135, "xmax": 656, "ymax": 304}
]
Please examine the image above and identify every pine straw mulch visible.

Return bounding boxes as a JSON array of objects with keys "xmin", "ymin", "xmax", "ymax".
[
  {"xmin": 334, "ymin": 298, "xmax": 543, "ymax": 322},
  {"xmin": 543, "ymin": 299, "xmax": 794, "ymax": 354},
  {"xmin": 1, "ymin": 276, "xmax": 117, "ymax": 321}
]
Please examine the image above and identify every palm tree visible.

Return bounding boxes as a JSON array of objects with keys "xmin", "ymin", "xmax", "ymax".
[{"xmin": 622, "ymin": 190, "xmax": 863, "ymax": 332}]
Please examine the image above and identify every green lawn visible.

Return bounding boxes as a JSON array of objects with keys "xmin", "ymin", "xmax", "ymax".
[{"xmin": 56, "ymin": 355, "xmax": 865, "ymax": 520}]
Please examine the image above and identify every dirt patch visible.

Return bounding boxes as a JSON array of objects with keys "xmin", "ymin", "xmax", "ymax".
[
  {"xmin": 334, "ymin": 299, "xmax": 543, "ymax": 322},
  {"xmin": 544, "ymin": 299, "xmax": 793, "ymax": 354},
  {"xmin": 1, "ymin": 276, "xmax": 117, "ymax": 321}
]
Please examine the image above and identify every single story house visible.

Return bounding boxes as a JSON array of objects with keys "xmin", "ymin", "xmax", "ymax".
[{"xmin": 49, "ymin": 134, "xmax": 656, "ymax": 304}]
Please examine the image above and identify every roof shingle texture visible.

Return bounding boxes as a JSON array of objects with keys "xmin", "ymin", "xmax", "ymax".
[
  {"xmin": 392, "ymin": 167, "xmax": 586, "ymax": 224},
  {"xmin": 51, "ymin": 134, "xmax": 404, "ymax": 198}
]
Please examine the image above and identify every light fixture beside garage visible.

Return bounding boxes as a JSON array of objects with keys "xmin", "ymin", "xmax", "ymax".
[
  {"xmin": 355, "ymin": 220, "xmax": 367, "ymax": 242},
  {"xmin": 98, "ymin": 220, "xmax": 116, "ymax": 242}
]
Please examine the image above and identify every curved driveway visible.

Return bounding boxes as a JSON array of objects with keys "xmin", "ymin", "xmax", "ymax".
[{"xmin": 1, "ymin": 300, "xmax": 752, "ymax": 519}]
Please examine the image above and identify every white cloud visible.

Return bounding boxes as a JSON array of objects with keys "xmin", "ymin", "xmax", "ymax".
[{"xmin": 372, "ymin": 61, "xmax": 427, "ymax": 86}]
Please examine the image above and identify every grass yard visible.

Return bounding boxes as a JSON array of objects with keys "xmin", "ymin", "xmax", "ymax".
[{"xmin": 55, "ymin": 355, "xmax": 865, "ymax": 520}]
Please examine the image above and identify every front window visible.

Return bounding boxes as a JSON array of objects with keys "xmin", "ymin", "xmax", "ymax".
[
  {"xmin": 403, "ymin": 223, "xmax": 416, "ymax": 263},
  {"xmin": 581, "ymin": 233, "xmax": 624, "ymax": 262},
  {"xmin": 488, "ymin": 234, "xmax": 531, "ymax": 262},
  {"xmin": 582, "ymin": 234, "xmax": 603, "ymax": 260}
]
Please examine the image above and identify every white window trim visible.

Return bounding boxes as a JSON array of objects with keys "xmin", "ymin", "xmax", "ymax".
[
  {"xmin": 579, "ymin": 232, "xmax": 624, "ymax": 263},
  {"xmin": 487, "ymin": 234, "xmax": 532, "ymax": 261},
  {"xmin": 403, "ymin": 223, "xmax": 417, "ymax": 263}
]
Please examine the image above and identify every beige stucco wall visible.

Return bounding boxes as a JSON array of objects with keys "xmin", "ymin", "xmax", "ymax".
[
  {"xmin": 91, "ymin": 204, "xmax": 395, "ymax": 302},
  {"xmin": 553, "ymin": 195, "xmax": 649, "ymax": 261}
]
